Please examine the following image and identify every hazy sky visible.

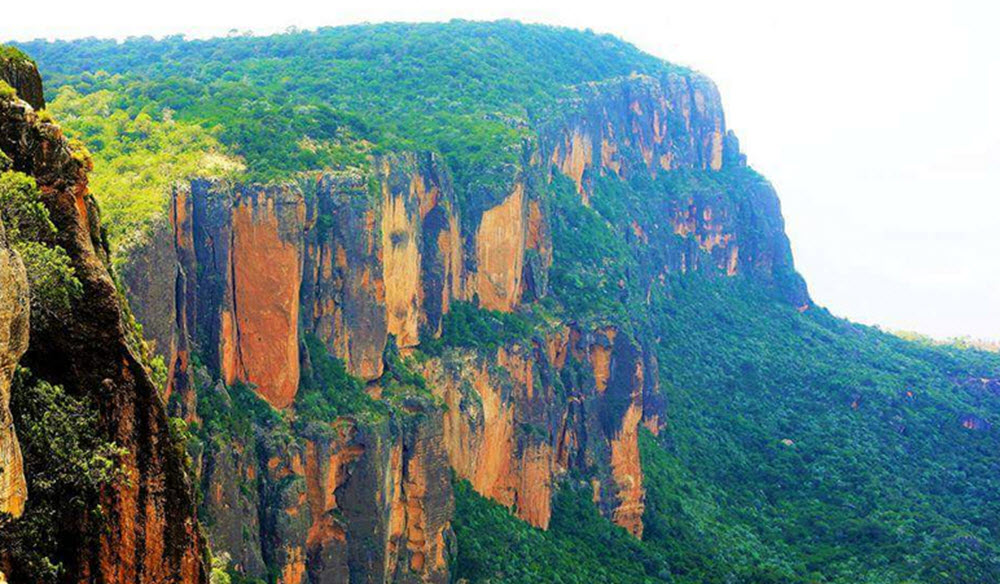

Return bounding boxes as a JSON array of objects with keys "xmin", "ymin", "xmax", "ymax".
[{"xmin": 3, "ymin": 0, "xmax": 997, "ymax": 340}]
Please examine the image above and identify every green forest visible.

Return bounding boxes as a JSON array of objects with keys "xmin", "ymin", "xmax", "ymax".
[{"xmin": 452, "ymin": 275, "xmax": 1000, "ymax": 584}]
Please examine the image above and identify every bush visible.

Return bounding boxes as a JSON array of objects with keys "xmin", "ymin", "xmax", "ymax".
[
  {"xmin": 294, "ymin": 334, "xmax": 383, "ymax": 424},
  {"xmin": 0, "ymin": 170, "xmax": 82, "ymax": 323},
  {"xmin": 0, "ymin": 80, "xmax": 16, "ymax": 101},
  {"xmin": 451, "ymin": 479, "xmax": 672, "ymax": 583},
  {"xmin": 0, "ymin": 44, "xmax": 34, "ymax": 64},
  {"xmin": 422, "ymin": 300, "xmax": 534, "ymax": 355},
  {"xmin": 0, "ymin": 367, "xmax": 126, "ymax": 583}
]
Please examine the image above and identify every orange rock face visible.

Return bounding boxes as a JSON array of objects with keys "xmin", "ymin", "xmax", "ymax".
[
  {"xmin": 599, "ymin": 333, "xmax": 648, "ymax": 538},
  {"xmin": 381, "ymin": 169, "xmax": 424, "ymax": 349},
  {"xmin": 222, "ymin": 189, "xmax": 305, "ymax": 409},
  {"xmin": 305, "ymin": 424, "xmax": 365, "ymax": 549},
  {"xmin": 474, "ymin": 183, "xmax": 526, "ymax": 312},
  {"xmin": 545, "ymin": 73, "xmax": 728, "ymax": 205},
  {"xmin": 419, "ymin": 322, "xmax": 656, "ymax": 537},
  {"xmin": 425, "ymin": 347, "xmax": 556, "ymax": 529},
  {"xmin": 610, "ymin": 398, "xmax": 645, "ymax": 537},
  {"xmin": 551, "ymin": 129, "xmax": 595, "ymax": 203}
]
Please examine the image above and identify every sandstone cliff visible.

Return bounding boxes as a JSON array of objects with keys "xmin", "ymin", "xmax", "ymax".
[{"xmin": 115, "ymin": 65, "xmax": 808, "ymax": 582}]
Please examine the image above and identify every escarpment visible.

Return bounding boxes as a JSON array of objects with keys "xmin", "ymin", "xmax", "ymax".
[
  {"xmin": 0, "ymin": 63, "xmax": 206, "ymax": 582},
  {"xmin": 17, "ymin": 22, "xmax": 1000, "ymax": 583},
  {"xmin": 540, "ymin": 72, "xmax": 808, "ymax": 307},
  {"xmin": 544, "ymin": 73, "xmax": 726, "ymax": 202},
  {"xmin": 110, "ymin": 57, "xmax": 807, "ymax": 582}
]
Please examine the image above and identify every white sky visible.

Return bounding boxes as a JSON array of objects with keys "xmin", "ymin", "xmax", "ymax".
[{"xmin": 3, "ymin": 0, "xmax": 998, "ymax": 340}]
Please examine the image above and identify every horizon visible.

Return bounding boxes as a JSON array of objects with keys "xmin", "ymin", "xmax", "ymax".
[{"xmin": 3, "ymin": 0, "xmax": 997, "ymax": 342}]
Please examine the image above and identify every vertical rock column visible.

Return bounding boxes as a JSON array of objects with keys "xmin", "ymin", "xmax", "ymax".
[{"xmin": 0, "ymin": 218, "xmax": 29, "ymax": 518}]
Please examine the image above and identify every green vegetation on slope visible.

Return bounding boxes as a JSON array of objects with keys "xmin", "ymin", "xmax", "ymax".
[
  {"xmin": 48, "ymin": 87, "xmax": 242, "ymax": 257},
  {"xmin": 0, "ymin": 169, "xmax": 82, "ymax": 329},
  {"xmin": 16, "ymin": 22, "xmax": 679, "ymax": 251},
  {"xmin": 420, "ymin": 300, "xmax": 536, "ymax": 355},
  {"xmin": 0, "ymin": 45, "xmax": 33, "ymax": 64},
  {"xmin": 295, "ymin": 333, "xmax": 386, "ymax": 424},
  {"xmin": 452, "ymin": 479, "xmax": 672, "ymax": 583},
  {"xmin": 643, "ymin": 276, "xmax": 1000, "ymax": 584},
  {"xmin": 453, "ymin": 273, "xmax": 1000, "ymax": 584},
  {"xmin": 0, "ymin": 368, "xmax": 126, "ymax": 584}
]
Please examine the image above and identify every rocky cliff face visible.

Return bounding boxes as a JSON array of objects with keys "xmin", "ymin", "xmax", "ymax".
[
  {"xmin": 0, "ymin": 64, "xmax": 206, "ymax": 583},
  {"xmin": 541, "ymin": 72, "xmax": 808, "ymax": 306},
  {"xmin": 117, "ymin": 67, "xmax": 808, "ymax": 581},
  {"xmin": 190, "ymin": 392, "xmax": 453, "ymax": 584},
  {"xmin": 422, "ymin": 325, "xmax": 654, "ymax": 536},
  {"xmin": 0, "ymin": 215, "xmax": 29, "ymax": 520},
  {"xmin": 0, "ymin": 51, "xmax": 44, "ymax": 111},
  {"xmin": 544, "ymin": 73, "xmax": 726, "ymax": 203}
]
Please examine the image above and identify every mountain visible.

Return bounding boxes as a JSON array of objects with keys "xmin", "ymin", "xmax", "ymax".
[{"xmin": 3, "ymin": 21, "xmax": 1000, "ymax": 584}]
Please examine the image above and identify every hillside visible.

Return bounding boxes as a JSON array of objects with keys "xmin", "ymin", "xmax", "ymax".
[{"xmin": 3, "ymin": 21, "xmax": 999, "ymax": 584}]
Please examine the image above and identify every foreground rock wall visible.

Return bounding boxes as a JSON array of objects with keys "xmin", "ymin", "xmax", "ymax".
[
  {"xmin": 0, "ymin": 217, "xmax": 29, "ymax": 519},
  {"xmin": 0, "ymin": 73, "xmax": 206, "ymax": 583}
]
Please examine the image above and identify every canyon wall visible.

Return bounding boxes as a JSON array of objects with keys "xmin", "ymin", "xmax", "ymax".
[{"xmin": 117, "ymin": 68, "xmax": 807, "ymax": 582}]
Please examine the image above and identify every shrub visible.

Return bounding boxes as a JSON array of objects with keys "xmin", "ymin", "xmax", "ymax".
[
  {"xmin": 0, "ymin": 170, "xmax": 82, "ymax": 323},
  {"xmin": 0, "ymin": 44, "xmax": 34, "ymax": 64},
  {"xmin": 422, "ymin": 300, "xmax": 534, "ymax": 356},
  {"xmin": 0, "ymin": 80, "xmax": 16, "ymax": 101},
  {"xmin": 0, "ymin": 367, "xmax": 126, "ymax": 583}
]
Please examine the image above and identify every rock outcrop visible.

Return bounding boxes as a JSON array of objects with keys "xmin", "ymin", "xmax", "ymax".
[
  {"xmin": 544, "ymin": 73, "xmax": 726, "ymax": 203},
  {"xmin": 0, "ymin": 216, "xmax": 29, "ymax": 519},
  {"xmin": 423, "ymin": 325, "xmax": 653, "ymax": 536},
  {"xmin": 0, "ymin": 69, "xmax": 207, "ymax": 583},
  {"xmin": 0, "ymin": 49, "xmax": 44, "ymax": 111}
]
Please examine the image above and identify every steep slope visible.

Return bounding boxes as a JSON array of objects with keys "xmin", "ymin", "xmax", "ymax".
[
  {"xmin": 14, "ymin": 22, "xmax": 1000, "ymax": 584},
  {"xmin": 0, "ymin": 56, "xmax": 207, "ymax": 583}
]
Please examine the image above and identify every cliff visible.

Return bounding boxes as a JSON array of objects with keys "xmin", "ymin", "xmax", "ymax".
[
  {"xmin": 109, "ymin": 57, "xmax": 811, "ymax": 581},
  {"xmin": 0, "ymin": 60, "xmax": 207, "ymax": 583},
  {"xmin": 541, "ymin": 72, "xmax": 808, "ymax": 306}
]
